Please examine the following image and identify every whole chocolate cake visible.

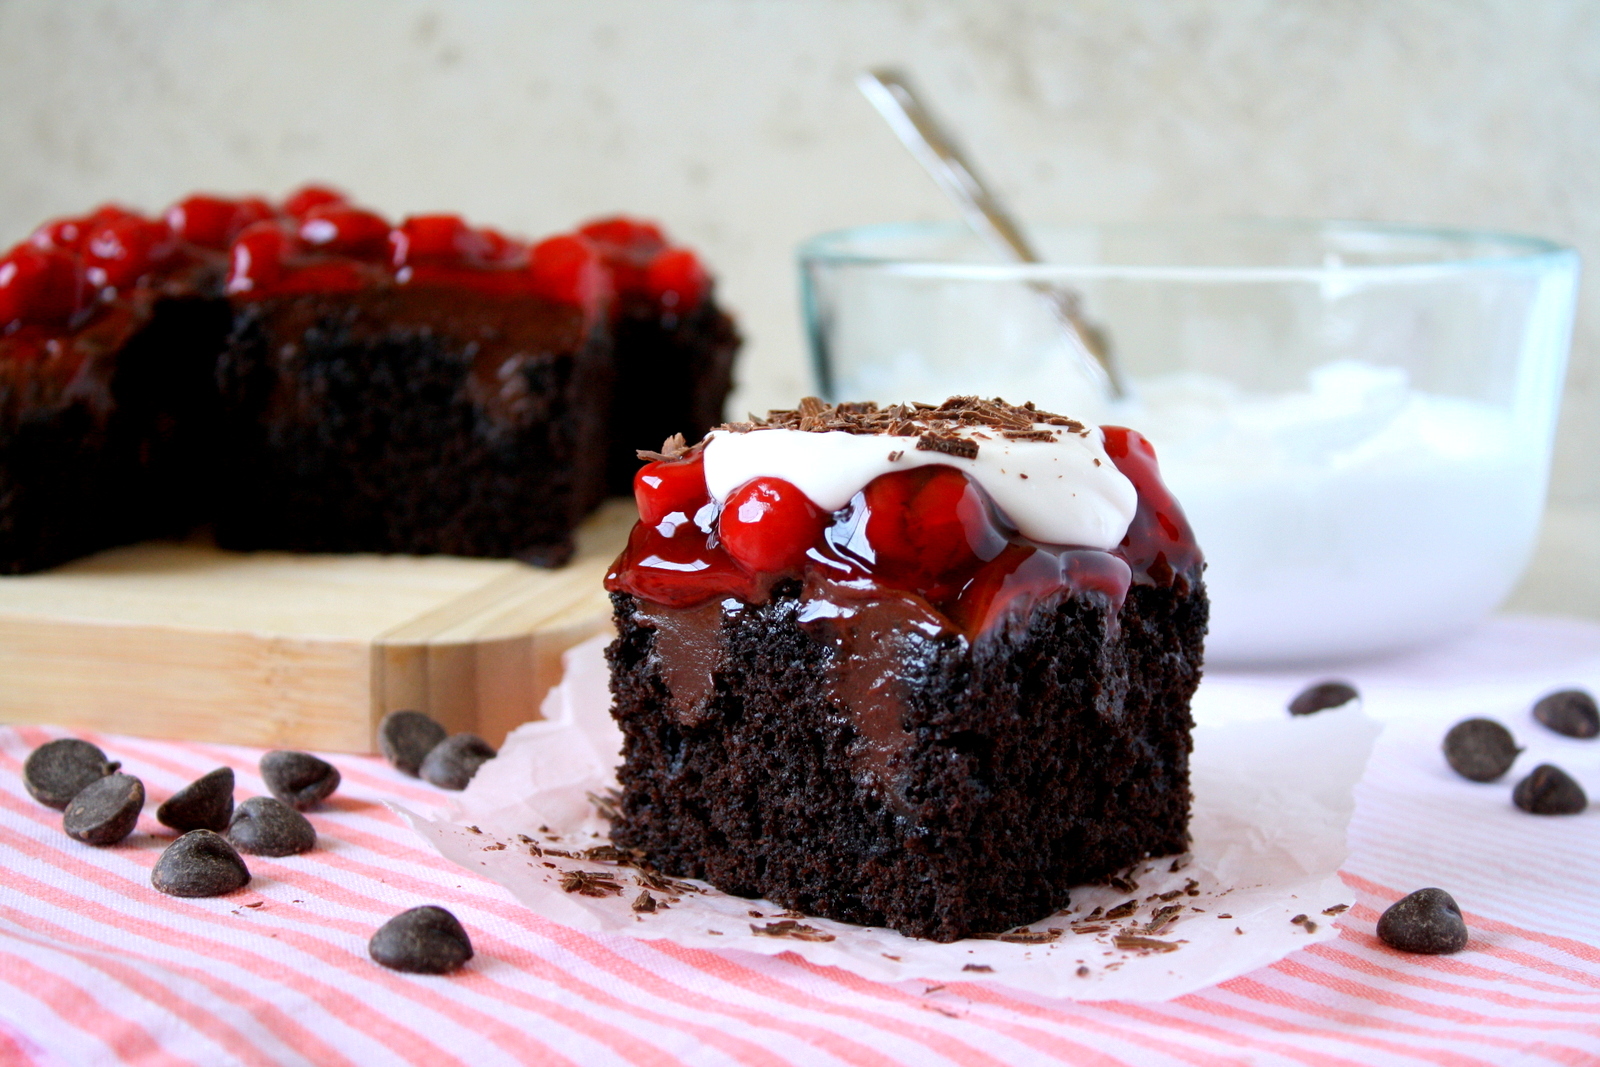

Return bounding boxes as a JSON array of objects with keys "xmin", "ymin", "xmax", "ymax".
[
  {"xmin": 604, "ymin": 397, "xmax": 1206, "ymax": 942},
  {"xmin": 0, "ymin": 189, "xmax": 739, "ymax": 572}
]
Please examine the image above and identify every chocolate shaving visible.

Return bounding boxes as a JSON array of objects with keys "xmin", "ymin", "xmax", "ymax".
[
  {"xmin": 751, "ymin": 920, "xmax": 835, "ymax": 942},
  {"xmin": 632, "ymin": 890, "xmax": 657, "ymax": 913},
  {"xmin": 962, "ymin": 963, "xmax": 993, "ymax": 973},
  {"xmin": 587, "ymin": 789, "xmax": 621, "ymax": 822},
  {"xmin": 1113, "ymin": 934, "xmax": 1181, "ymax": 954},
  {"xmin": 1322, "ymin": 904, "xmax": 1349, "ymax": 916},
  {"xmin": 995, "ymin": 929, "xmax": 1062, "ymax": 944},
  {"xmin": 916, "ymin": 433, "xmax": 980, "ymax": 460},
  {"xmin": 635, "ymin": 433, "xmax": 691, "ymax": 463},
  {"xmin": 560, "ymin": 870, "xmax": 625, "ymax": 897},
  {"xmin": 719, "ymin": 395, "xmax": 1084, "ymax": 445},
  {"xmin": 1104, "ymin": 899, "xmax": 1140, "ymax": 920}
]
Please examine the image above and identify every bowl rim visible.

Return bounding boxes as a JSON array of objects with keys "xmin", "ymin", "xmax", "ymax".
[{"xmin": 797, "ymin": 219, "xmax": 1580, "ymax": 282}]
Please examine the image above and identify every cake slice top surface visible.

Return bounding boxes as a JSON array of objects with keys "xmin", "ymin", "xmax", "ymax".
[{"xmin": 609, "ymin": 396, "xmax": 1202, "ymax": 632}]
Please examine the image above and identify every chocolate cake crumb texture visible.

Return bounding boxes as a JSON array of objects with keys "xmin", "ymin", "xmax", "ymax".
[
  {"xmin": 1288, "ymin": 681, "xmax": 1360, "ymax": 716},
  {"xmin": 156, "ymin": 767, "xmax": 235, "ymax": 833},
  {"xmin": 1442, "ymin": 718, "xmax": 1522, "ymax": 782},
  {"xmin": 152, "ymin": 830, "xmax": 251, "ymax": 897},
  {"xmin": 369, "ymin": 906, "xmax": 474, "ymax": 974},
  {"xmin": 1377, "ymin": 888, "xmax": 1469, "ymax": 954},
  {"xmin": 63, "ymin": 773, "xmax": 144, "ymax": 846},
  {"xmin": 1532, "ymin": 689, "xmax": 1600, "ymax": 739},
  {"xmin": 419, "ymin": 734, "xmax": 497, "ymax": 791},
  {"xmin": 378, "ymin": 710, "xmax": 448, "ymax": 777},
  {"xmin": 24, "ymin": 739, "xmax": 120, "ymax": 810},
  {"xmin": 227, "ymin": 796, "xmax": 317, "ymax": 857},
  {"xmin": 260, "ymin": 751, "xmax": 341, "ymax": 810},
  {"xmin": 1512, "ymin": 764, "xmax": 1588, "ymax": 815}
]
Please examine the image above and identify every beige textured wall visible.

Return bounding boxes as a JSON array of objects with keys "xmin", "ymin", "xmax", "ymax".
[{"xmin": 1, "ymin": 0, "xmax": 1595, "ymax": 504}]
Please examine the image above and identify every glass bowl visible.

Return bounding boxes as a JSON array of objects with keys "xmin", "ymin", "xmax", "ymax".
[{"xmin": 799, "ymin": 220, "xmax": 1580, "ymax": 666}]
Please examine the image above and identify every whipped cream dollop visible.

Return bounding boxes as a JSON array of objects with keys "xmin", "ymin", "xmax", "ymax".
[{"xmin": 701, "ymin": 422, "xmax": 1137, "ymax": 550}]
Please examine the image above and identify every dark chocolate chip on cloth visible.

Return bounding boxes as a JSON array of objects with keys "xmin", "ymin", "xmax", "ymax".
[
  {"xmin": 420, "ymin": 734, "xmax": 497, "ymax": 791},
  {"xmin": 1512, "ymin": 764, "xmax": 1588, "ymax": 815},
  {"xmin": 1377, "ymin": 888, "xmax": 1469, "ymax": 955},
  {"xmin": 1532, "ymin": 689, "xmax": 1600, "ymax": 739},
  {"xmin": 152, "ymin": 830, "xmax": 252, "ymax": 897},
  {"xmin": 157, "ymin": 767, "xmax": 235, "ymax": 832},
  {"xmin": 369, "ymin": 906, "xmax": 474, "ymax": 974},
  {"xmin": 63, "ymin": 773, "xmax": 144, "ymax": 846},
  {"xmin": 24, "ymin": 738, "xmax": 120, "ymax": 809},
  {"xmin": 1441, "ymin": 718, "xmax": 1522, "ymax": 782},
  {"xmin": 260, "ymin": 750, "xmax": 341, "ymax": 810},
  {"xmin": 378, "ymin": 709, "xmax": 448, "ymax": 777},
  {"xmin": 227, "ymin": 796, "xmax": 316, "ymax": 857}
]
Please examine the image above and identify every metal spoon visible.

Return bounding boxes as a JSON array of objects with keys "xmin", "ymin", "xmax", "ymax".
[{"xmin": 857, "ymin": 68, "xmax": 1126, "ymax": 398}]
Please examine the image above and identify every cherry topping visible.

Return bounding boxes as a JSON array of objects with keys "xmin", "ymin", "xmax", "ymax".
[
  {"xmin": 643, "ymin": 248, "xmax": 706, "ymax": 311},
  {"xmin": 167, "ymin": 195, "xmax": 274, "ymax": 250},
  {"xmin": 527, "ymin": 234, "xmax": 609, "ymax": 310},
  {"xmin": 391, "ymin": 214, "xmax": 468, "ymax": 266},
  {"xmin": 718, "ymin": 477, "xmax": 828, "ymax": 574},
  {"xmin": 633, "ymin": 453, "xmax": 712, "ymax": 528},
  {"xmin": 0, "ymin": 244, "xmax": 88, "ymax": 329},
  {"xmin": 297, "ymin": 204, "xmax": 391, "ymax": 260},
  {"xmin": 1100, "ymin": 426, "xmax": 1201, "ymax": 584},
  {"xmin": 281, "ymin": 185, "xmax": 347, "ymax": 219},
  {"xmin": 607, "ymin": 521, "xmax": 752, "ymax": 608},
  {"xmin": 83, "ymin": 213, "xmax": 173, "ymax": 289},
  {"xmin": 30, "ymin": 215, "xmax": 92, "ymax": 253},
  {"xmin": 846, "ymin": 466, "xmax": 1006, "ymax": 601},
  {"xmin": 579, "ymin": 217, "xmax": 666, "ymax": 256},
  {"xmin": 226, "ymin": 221, "xmax": 295, "ymax": 295}
]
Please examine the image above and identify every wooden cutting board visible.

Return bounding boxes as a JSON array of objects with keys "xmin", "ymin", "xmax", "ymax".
[{"xmin": 0, "ymin": 500, "xmax": 636, "ymax": 753}]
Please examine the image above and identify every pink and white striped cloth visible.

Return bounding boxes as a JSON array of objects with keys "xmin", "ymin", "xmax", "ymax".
[{"xmin": 4, "ymin": 614, "xmax": 1599, "ymax": 1067}]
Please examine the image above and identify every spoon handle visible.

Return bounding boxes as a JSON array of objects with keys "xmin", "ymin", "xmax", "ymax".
[{"xmin": 857, "ymin": 68, "xmax": 1126, "ymax": 397}]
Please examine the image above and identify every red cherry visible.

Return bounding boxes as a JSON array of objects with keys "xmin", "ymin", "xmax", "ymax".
[
  {"xmin": 580, "ymin": 217, "xmax": 666, "ymax": 257},
  {"xmin": 83, "ymin": 213, "xmax": 173, "ymax": 289},
  {"xmin": 952, "ymin": 545, "xmax": 1131, "ymax": 634},
  {"xmin": 633, "ymin": 453, "xmax": 711, "ymax": 528},
  {"xmin": 0, "ymin": 244, "xmax": 88, "ymax": 328},
  {"xmin": 226, "ymin": 221, "xmax": 294, "ymax": 295},
  {"xmin": 850, "ymin": 466, "xmax": 1005, "ymax": 601},
  {"xmin": 297, "ymin": 204, "xmax": 391, "ymax": 260},
  {"xmin": 167, "ymin": 195, "xmax": 274, "ymax": 250},
  {"xmin": 391, "ymin": 214, "xmax": 469, "ymax": 266},
  {"xmin": 718, "ymin": 477, "xmax": 827, "ymax": 574},
  {"xmin": 30, "ymin": 215, "xmax": 92, "ymax": 253},
  {"xmin": 644, "ymin": 248, "xmax": 706, "ymax": 310},
  {"xmin": 527, "ymin": 234, "xmax": 610, "ymax": 310},
  {"xmin": 281, "ymin": 185, "xmax": 347, "ymax": 219}
]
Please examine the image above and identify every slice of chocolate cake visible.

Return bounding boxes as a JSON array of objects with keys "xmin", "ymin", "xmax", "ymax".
[{"xmin": 604, "ymin": 397, "xmax": 1206, "ymax": 942}]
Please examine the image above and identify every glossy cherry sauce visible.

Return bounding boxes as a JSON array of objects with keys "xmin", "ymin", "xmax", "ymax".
[
  {"xmin": 605, "ymin": 427, "xmax": 1202, "ymax": 638},
  {"xmin": 1, "ymin": 187, "xmax": 705, "ymax": 362}
]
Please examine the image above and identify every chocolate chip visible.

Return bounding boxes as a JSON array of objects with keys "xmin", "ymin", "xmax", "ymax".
[
  {"xmin": 1288, "ymin": 681, "xmax": 1359, "ymax": 716},
  {"xmin": 151, "ymin": 829, "xmax": 251, "ymax": 897},
  {"xmin": 260, "ymin": 751, "xmax": 340, "ymax": 810},
  {"xmin": 156, "ymin": 767, "xmax": 235, "ymax": 833},
  {"xmin": 1442, "ymin": 718, "xmax": 1521, "ymax": 782},
  {"xmin": 1376, "ymin": 888, "xmax": 1468, "ymax": 954},
  {"xmin": 378, "ymin": 709, "xmax": 448, "ymax": 776},
  {"xmin": 1512, "ymin": 763, "xmax": 1587, "ymax": 815},
  {"xmin": 24, "ymin": 738, "xmax": 119, "ymax": 809},
  {"xmin": 368, "ymin": 906, "xmax": 474, "ymax": 974},
  {"xmin": 62, "ymin": 773, "xmax": 144, "ymax": 846},
  {"xmin": 419, "ymin": 734, "xmax": 496, "ymax": 791},
  {"xmin": 227, "ymin": 796, "xmax": 316, "ymax": 856},
  {"xmin": 1532, "ymin": 689, "xmax": 1599, "ymax": 739}
]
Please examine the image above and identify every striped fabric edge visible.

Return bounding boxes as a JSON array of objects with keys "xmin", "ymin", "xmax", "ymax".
[{"xmin": 5, "ymin": 724, "xmax": 1600, "ymax": 1067}]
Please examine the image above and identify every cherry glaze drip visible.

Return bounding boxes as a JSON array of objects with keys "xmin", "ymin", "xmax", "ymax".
[{"xmin": 605, "ymin": 427, "xmax": 1201, "ymax": 638}]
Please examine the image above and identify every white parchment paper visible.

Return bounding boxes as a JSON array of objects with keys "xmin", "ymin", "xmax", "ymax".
[{"xmin": 398, "ymin": 635, "xmax": 1380, "ymax": 1000}]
